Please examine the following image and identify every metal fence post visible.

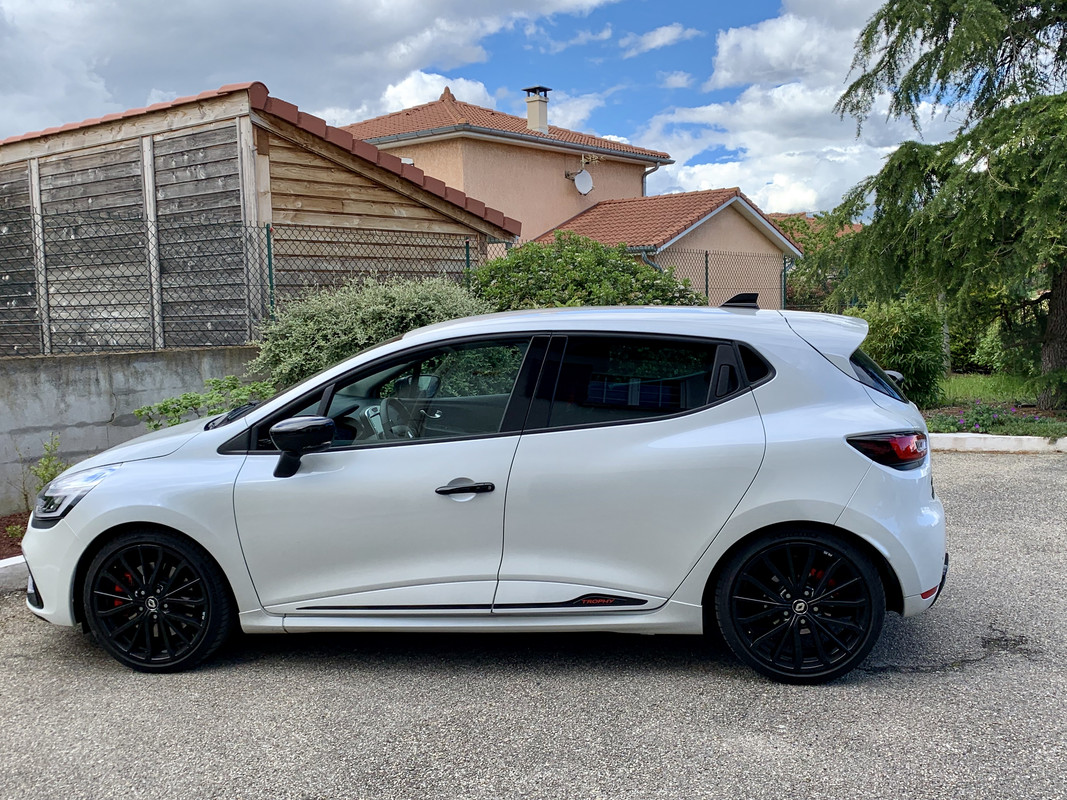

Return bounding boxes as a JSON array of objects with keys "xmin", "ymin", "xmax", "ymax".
[
  {"xmin": 464, "ymin": 238, "xmax": 471, "ymax": 288},
  {"xmin": 265, "ymin": 223, "xmax": 276, "ymax": 321},
  {"xmin": 704, "ymin": 251, "xmax": 709, "ymax": 299},
  {"xmin": 781, "ymin": 256, "xmax": 791, "ymax": 309}
]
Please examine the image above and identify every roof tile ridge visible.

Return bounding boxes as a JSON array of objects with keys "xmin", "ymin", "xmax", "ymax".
[
  {"xmin": 0, "ymin": 81, "xmax": 267, "ymax": 147},
  {"xmin": 257, "ymin": 88, "xmax": 519, "ymax": 236}
]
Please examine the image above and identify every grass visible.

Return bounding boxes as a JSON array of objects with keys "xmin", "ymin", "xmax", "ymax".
[
  {"xmin": 924, "ymin": 373, "xmax": 1067, "ymax": 440},
  {"xmin": 941, "ymin": 373, "xmax": 1035, "ymax": 405}
]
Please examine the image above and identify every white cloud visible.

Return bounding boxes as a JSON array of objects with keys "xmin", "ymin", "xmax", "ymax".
[
  {"xmin": 547, "ymin": 89, "xmax": 609, "ymax": 130},
  {"xmin": 380, "ymin": 72, "xmax": 496, "ymax": 112},
  {"xmin": 631, "ymin": 0, "xmax": 961, "ymax": 213},
  {"xmin": 658, "ymin": 71, "xmax": 693, "ymax": 89},
  {"xmin": 619, "ymin": 23, "xmax": 703, "ymax": 59},
  {"xmin": 539, "ymin": 23, "xmax": 613, "ymax": 54},
  {"xmin": 640, "ymin": 79, "xmax": 955, "ymax": 213},
  {"xmin": 0, "ymin": 0, "xmax": 620, "ymax": 138}
]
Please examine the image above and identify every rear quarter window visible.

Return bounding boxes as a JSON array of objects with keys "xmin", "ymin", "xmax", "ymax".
[{"xmin": 850, "ymin": 349, "xmax": 907, "ymax": 402}]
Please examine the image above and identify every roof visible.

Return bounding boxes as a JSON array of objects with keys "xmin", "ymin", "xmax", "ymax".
[
  {"xmin": 0, "ymin": 82, "xmax": 520, "ymax": 237},
  {"xmin": 767, "ymin": 212, "xmax": 864, "ymax": 237},
  {"xmin": 343, "ymin": 87, "xmax": 672, "ymax": 164},
  {"xmin": 539, "ymin": 188, "xmax": 802, "ymax": 255}
]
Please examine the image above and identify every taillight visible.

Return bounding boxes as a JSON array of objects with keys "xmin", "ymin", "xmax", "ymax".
[{"xmin": 847, "ymin": 432, "xmax": 928, "ymax": 470}]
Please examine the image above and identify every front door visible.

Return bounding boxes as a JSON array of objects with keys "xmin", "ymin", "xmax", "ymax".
[{"xmin": 233, "ymin": 336, "xmax": 535, "ymax": 615}]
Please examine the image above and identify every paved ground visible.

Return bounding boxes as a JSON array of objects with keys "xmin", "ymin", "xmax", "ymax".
[{"xmin": 1, "ymin": 452, "xmax": 1065, "ymax": 800}]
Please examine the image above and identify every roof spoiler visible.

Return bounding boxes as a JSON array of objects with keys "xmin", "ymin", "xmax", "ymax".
[{"xmin": 721, "ymin": 293, "xmax": 759, "ymax": 309}]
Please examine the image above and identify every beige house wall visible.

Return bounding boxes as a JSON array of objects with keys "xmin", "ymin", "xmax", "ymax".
[
  {"xmin": 668, "ymin": 204, "xmax": 787, "ymax": 255},
  {"xmin": 378, "ymin": 136, "xmax": 648, "ymax": 240},
  {"xmin": 659, "ymin": 205, "xmax": 788, "ymax": 310}
]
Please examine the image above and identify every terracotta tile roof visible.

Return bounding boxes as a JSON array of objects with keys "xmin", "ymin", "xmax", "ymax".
[
  {"xmin": 0, "ymin": 82, "xmax": 520, "ymax": 237},
  {"xmin": 538, "ymin": 189, "xmax": 800, "ymax": 254},
  {"xmin": 767, "ymin": 212, "xmax": 863, "ymax": 237},
  {"xmin": 343, "ymin": 87, "xmax": 671, "ymax": 163}
]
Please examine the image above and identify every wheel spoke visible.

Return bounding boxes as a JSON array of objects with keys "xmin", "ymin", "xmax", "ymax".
[
  {"xmin": 117, "ymin": 553, "xmax": 143, "ymax": 591},
  {"xmin": 100, "ymin": 569, "xmax": 135, "ymax": 597},
  {"xmin": 737, "ymin": 605, "xmax": 787, "ymax": 624},
  {"xmin": 145, "ymin": 545, "xmax": 165, "ymax": 592},
  {"xmin": 759, "ymin": 554, "xmax": 794, "ymax": 595},
  {"xmin": 791, "ymin": 624, "xmax": 805, "ymax": 671},
  {"xmin": 816, "ymin": 616, "xmax": 865, "ymax": 633},
  {"xmin": 738, "ymin": 573, "xmax": 786, "ymax": 605},
  {"xmin": 809, "ymin": 615, "xmax": 852, "ymax": 653},
  {"xmin": 812, "ymin": 576, "xmax": 861, "ymax": 604},
  {"xmin": 165, "ymin": 579, "xmax": 203, "ymax": 600}
]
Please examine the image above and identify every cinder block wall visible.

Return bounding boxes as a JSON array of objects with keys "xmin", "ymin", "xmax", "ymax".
[{"xmin": 0, "ymin": 347, "xmax": 257, "ymax": 515}]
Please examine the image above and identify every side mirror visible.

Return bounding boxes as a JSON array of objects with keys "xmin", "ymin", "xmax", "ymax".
[
  {"xmin": 269, "ymin": 416, "xmax": 335, "ymax": 478},
  {"xmin": 885, "ymin": 369, "xmax": 906, "ymax": 386}
]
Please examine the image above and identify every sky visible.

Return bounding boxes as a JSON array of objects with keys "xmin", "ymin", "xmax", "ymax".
[{"xmin": 0, "ymin": 0, "xmax": 957, "ymax": 214}]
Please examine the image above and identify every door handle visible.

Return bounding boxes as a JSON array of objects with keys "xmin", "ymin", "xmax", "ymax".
[{"xmin": 435, "ymin": 482, "xmax": 495, "ymax": 495}]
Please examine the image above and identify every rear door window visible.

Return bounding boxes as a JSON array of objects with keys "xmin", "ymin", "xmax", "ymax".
[{"xmin": 539, "ymin": 335, "xmax": 737, "ymax": 429}]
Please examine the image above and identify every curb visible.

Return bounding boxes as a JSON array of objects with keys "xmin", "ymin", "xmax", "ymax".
[
  {"xmin": 930, "ymin": 433, "xmax": 1067, "ymax": 454},
  {"xmin": 0, "ymin": 555, "xmax": 27, "ymax": 592}
]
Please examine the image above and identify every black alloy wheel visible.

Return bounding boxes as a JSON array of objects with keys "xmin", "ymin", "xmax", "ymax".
[
  {"xmin": 715, "ymin": 531, "xmax": 885, "ymax": 684},
  {"xmin": 83, "ymin": 530, "xmax": 234, "ymax": 672}
]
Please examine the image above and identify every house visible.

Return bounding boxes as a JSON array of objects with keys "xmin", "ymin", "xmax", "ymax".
[
  {"xmin": 0, "ymin": 81, "xmax": 518, "ymax": 357},
  {"xmin": 541, "ymin": 188, "xmax": 802, "ymax": 308},
  {"xmin": 343, "ymin": 86, "xmax": 673, "ymax": 240}
]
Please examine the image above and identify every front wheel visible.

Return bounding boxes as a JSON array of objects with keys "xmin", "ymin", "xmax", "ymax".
[
  {"xmin": 714, "ymin": 531, "xmax": 885, "ymax": 684},
  {"xmin": 83, "ymin": 530, "xmax": 234, "ymax": 672}
]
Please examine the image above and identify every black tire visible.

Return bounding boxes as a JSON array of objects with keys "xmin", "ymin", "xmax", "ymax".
[
  {"xmin": 714, "ymin": 530, "xmax": 885, "ymax": 684},
  {"xmin": 82, "ymin": 530, "xmax": 234, "ymax": 673}
]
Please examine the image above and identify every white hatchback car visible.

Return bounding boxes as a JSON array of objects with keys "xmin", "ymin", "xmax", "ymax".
[{"xmin": 23, "ymin": 304, "xmax": 947, "ymax": 683}]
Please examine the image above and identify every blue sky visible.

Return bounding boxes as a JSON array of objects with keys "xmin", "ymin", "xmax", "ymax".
[{"xmin": 0, "ymin": 0, "xmax": 953, "ymax": 213}]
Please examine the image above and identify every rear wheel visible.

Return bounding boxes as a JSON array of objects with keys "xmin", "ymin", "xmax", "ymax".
[
  {"xmin": 83, "ymin": 530, "xmax": 233, "ymax": 672},
  {"xmin": 715, "ymin": 530, "xmax": 885, "ymax": 684}
]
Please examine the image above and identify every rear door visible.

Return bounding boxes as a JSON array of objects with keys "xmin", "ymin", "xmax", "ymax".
[{"xmin": 495, "ymin": 334, "xmax": 766, "ymax": 612}]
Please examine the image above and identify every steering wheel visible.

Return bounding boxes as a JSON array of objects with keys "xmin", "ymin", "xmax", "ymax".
[{"xmin": 379, "ymin": 397, "xmax": 415, "ymax": 439}]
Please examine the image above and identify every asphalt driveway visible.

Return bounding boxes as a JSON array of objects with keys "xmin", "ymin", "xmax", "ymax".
[{"xmin": 1, "ymin": 452, "xmax": 1065, "ymax": 800}]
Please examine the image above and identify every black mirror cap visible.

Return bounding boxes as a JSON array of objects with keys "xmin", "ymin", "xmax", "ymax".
[{"xmin": 269, "ymin": 417, "xmax": 335, "ymax": 477}]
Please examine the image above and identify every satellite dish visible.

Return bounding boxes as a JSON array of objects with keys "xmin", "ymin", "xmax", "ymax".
[{"xmin": 573, "ymin": 169, "xmax": 594, "ymax": 195}]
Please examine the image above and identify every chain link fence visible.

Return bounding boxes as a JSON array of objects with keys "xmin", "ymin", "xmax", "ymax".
[
  {"xmin": 0, "ymin": 211, "xmax": 487, "ymax": 358},
  {"xmin": 655, "ymin": 248, "xmax": 789, "ymax": 308}
]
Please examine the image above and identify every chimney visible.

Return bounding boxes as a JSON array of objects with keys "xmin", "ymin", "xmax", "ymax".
[{"xmin": 522, "ymin": 85, "xmax": 551, "ymax": 133}]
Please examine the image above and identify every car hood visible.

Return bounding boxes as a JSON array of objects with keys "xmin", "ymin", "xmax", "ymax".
[{"xmin": 58, "ymin": 417, "xmax": 208, "ymax": 476}]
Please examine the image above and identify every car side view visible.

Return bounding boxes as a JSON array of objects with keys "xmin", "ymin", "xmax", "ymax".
[{"xmin": 22, "ymin": 303, "xmax": 948, "ymax": 683}]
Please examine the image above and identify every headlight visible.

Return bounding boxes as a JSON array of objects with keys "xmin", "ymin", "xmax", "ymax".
[{"xmin": 33, "ymin": 465, "xmax": 120, "ymax": 526}]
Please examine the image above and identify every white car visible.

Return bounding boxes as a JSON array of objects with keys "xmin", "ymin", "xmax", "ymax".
[{"xmin": 22, "ymin": 304, "xmax": 947, "ymax": 683}]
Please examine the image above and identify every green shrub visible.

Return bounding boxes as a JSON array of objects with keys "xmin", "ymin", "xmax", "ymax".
[
  {"xmin": 469, "ymin": 231, "xmax": 705, "ymax": 311},
  {"xmin": 249, "ymin": 277, "xmax": 493, "ymax": 388},
  {"xmin": 974, "ymin": 317, "xmax": 1042, "ymax": 377},
  {"xmin": 847, "ymin": 299, "xmax": 945, "ymax": 409},
  {"xmin": 134, "ymin": 375, "xmax": 277, "ymax": 431},
  {"xmin": 30, "ymin": 433, "xmax": 70, "ymax": 490}
]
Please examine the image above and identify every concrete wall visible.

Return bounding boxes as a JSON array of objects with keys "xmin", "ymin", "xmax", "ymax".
[{"xmin": 0, "ymin": 346, "xmax": 257, "ymax": 515}]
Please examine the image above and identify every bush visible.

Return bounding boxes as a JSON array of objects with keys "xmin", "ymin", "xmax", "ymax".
[
  {"xmin": 974, "ymin": 317, "xmax": 1042, "ymax": 377},
  {"xmin": 134, "ymin": 375, "xmax": 276, "ymax": 431},
  {"xmin": 468, "ymin": 231, "xmax": 705, "ymax": 311},
  {"xmin": 847, "ymin": 299, "xmax": 945, "ymax": 409},
  {"xmin": 249, "ymin": 277, "xmax": 493, "ymax": 388}
]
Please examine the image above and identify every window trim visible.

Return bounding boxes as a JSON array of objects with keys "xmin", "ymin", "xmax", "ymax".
[
  {"xmin": 522, "ymin": 332, "xmax": 755, "ymax": 436},
  {"xmin": 219, "ymin": 333, "xmax": 547, "ymax": 455}
]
